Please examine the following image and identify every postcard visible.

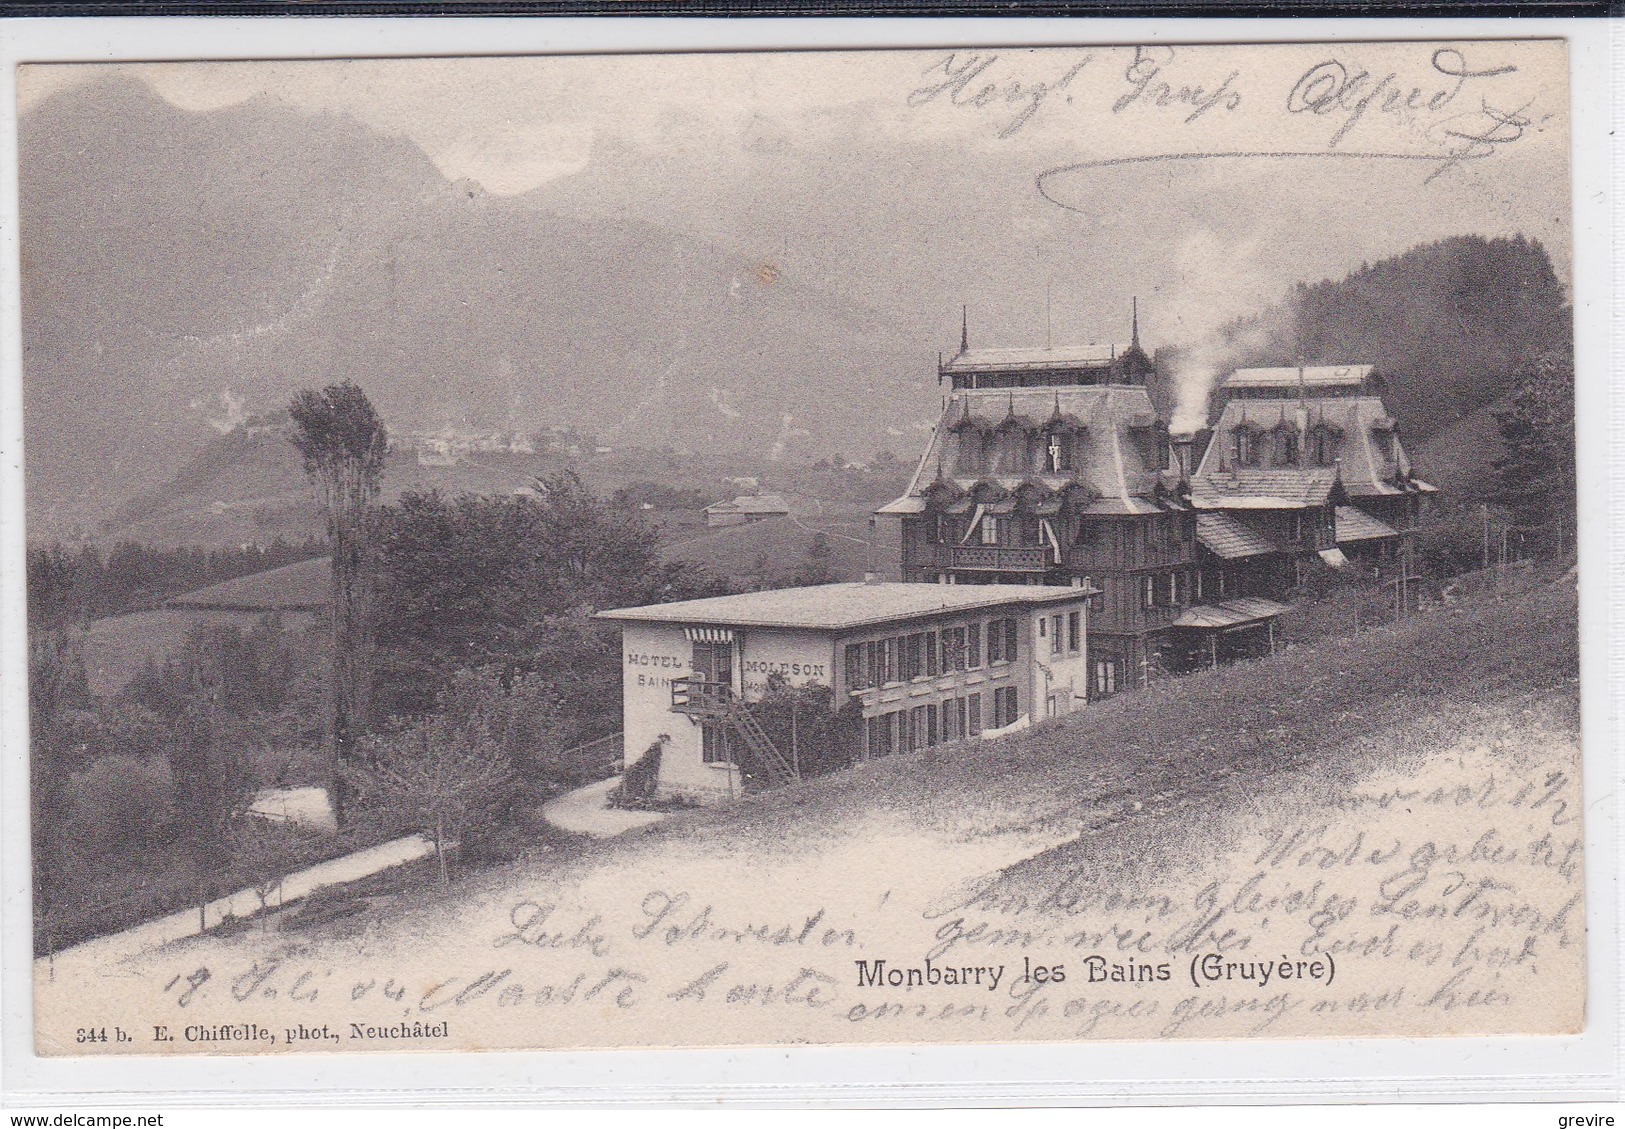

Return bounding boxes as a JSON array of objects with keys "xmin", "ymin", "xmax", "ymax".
[{"xmin": 16, "ymin": 37, "xmax": 1587, "ymax": 1058}]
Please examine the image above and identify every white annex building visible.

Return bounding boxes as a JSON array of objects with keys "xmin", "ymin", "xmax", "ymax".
[{"xmin": 598, "ymin": 581, "xmax": 1096, "ymax": 803}]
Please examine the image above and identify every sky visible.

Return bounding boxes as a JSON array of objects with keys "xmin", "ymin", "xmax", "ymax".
[
  {"xmin": 17, "ymin": 41, "xmax": 1575, "ymax": 422},
  {"xmin": 18, "ymin": 41, "xmax": 1571, "ymax": 207}
]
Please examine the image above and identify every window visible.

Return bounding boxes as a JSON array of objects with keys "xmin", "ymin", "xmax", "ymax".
[
  {"xmin": 980, "ymin": 516, "xmax": 1000, "ymax": 546},
  {"xmin": 702, "ymin": 724, "xmax": 730, "ymax": 765},
  {"xmin": 844, "ymin": 643, "xmax": 869, "ymax": 691},
  {"xmin": 1081, "ymin": 576, "xmax": 1103, "ymax": 615},
  {"xmin": 1050, "ymin": 615, "xmax": 1064, "ymax": 655},
  {"xmin": 1232, "ymin": 427, "xmax": 1254, "ymax": 467},
  {"xmin": 967, "ymin": 693, "xmax": 983, "ymax": 735},
  {"xmin": 1094, "ymin": 660, "xmax": 1118, "ymax": 696},
  {"xmin": 1143, "ymin": 575, "xmax": 1155, "ymax": 609},
  {"xmin": 1167, "ymin": 572, "xmax": 1177, "ymax": 606},
  {"xmin": 692, "ymin": 641, "xmax": 732, "ymax": 686},
  {"xmin": 987, "ymin": 617, "xmax": 1018, "ymax": 663},
  {"xmin": 943, "ymin": 697, "xmax": 967, "ymax": 740},
  {"xmin": 992, "ymin": 686, "xmax": 1020, "ymax": 728},
  {"xmin": 1373, "ymin": 428, "xmax": 1395, "ymax": 460},
  {"xmin": 966, "ymin": 623, "xmax": 982, "ymax": 669},
  {"xmin": 901, "ymin": 633, "xmax": 923, "ymax": 680},
  {"xmin": 1310, "ymin": 427, "xmax": 1336, "ymax": 467},
  {"xmin": 1279, "ymin": 430, "xmax": 1300, "ymax": 465},
  {"xmin": 959, "ymin": 432, "xmax": 986, "ymax": 474},
  {"xmin": 925, "ymin": 630, "xmax": 940, "ymax": 677},
  {"xmin": 866, "ymin": 712, "xmax": 899, "ymax": 759},
  {"xmin": 1067, "ymin": 610, "xmax": 1082, "ymax": 653},
  {"xmin": 1047, "ymin": 431, "xmax": 1073, "ymax": 472}
]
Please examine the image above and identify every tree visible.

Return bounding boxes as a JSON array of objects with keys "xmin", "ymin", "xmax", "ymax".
[
  {"xmin": 370, "ymin": 474, "xmax": 724, "ymax": 722},
  {"xmin": 748, "ymin": 676, "xmax": 863, "ymax": 783},
  {"xmin": 349, "ymin": 669, "xmax": 519, "ymax": 885},
  {"xmin": 288, "ymin": 382, "xmax": 387, "ymax": 820},
  {"xmin": 793, "ymin": 532, "xmax": 835, "ymax": 586},
  {"xmin": 1492, "ymin": 348, "xmax": 1576, "ymax": 555}
]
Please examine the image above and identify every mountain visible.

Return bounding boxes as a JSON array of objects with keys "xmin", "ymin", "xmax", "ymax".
[
  {"xmin": 20, "ymin": 75, "xmax": 933, "ymax": 536},
  {"xmin": 22, "ymin": 73, "xmax": 1571, "ymax": 540}
]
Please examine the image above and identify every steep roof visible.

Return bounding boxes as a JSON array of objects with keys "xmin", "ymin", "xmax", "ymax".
[
  {"xmin": 1335, "ymin": 505, "xmax": 1400, "ymax": 542},
  {"xmin": 1193, "ymin": 396, "xmax": 1435, "ymax": 502},
  {"xmin": 1196, "ymin": 512, "xmax": 1279, "ymax": 559},
  {"xmin": 598, "ymin": 581, "xmax": 1094, "ymax": 631},
  {"xmin": 706, "ymin": 494, "xmax": 790, "ymax": 515},
  {"xmin": 1190, "ymin": 468, "xmax": 1340, "ymax": 509},
  {"xmin": 890, "ymin": 386, "xmax": 1175, "ymax": 518},
  {"xmin": 1173, "ymin": 596, "xmax": 1288, "ymax": 630}
]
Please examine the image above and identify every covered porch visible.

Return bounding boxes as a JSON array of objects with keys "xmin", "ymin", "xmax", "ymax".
[{"xmin": 1165, "ymin": 596, "xmax": 1289, "ymax": 671}]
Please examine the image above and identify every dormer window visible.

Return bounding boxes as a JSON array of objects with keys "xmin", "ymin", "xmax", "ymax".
[
  {"xmin": 1232, "ymin": 425, "xmax": 1261, "ymax": 467},
  {"xmin": 1046, "ymin": 430, "xmax": 1074, "ymax": 473},
  {"xmin": 957, "ymin": 431, "xmax": 988, "ymax": 474},
  {"xmin": 1276, "ymin": 429, "xmax": 1300, "ymax": 466},
  {"xmin": 1309, "ymin": 425, "xmax": 1337, "ymax": 467},
  {"xmin": 1372, "ymin": 427, "xmax": 1396, "ymax": 461}
]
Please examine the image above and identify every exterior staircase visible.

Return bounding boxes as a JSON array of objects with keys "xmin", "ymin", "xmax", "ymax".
[{"xmin": 669, "ymin": 678, "xmax": 799, "ymax": 788}]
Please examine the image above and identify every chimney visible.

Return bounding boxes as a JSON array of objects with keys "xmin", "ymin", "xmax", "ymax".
[{"xmin": 1170, "ymin": 433, "xmax": 1195, "ymax": 484}]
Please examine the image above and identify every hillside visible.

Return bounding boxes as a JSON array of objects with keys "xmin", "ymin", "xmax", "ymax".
[
  {"xmin": 39, "ymin": 572, "xmax": 1583, "ymax": 1047},
  {"xmin": 1186, "ymin": 235, "xmax": 1569, "ymax": 445}
]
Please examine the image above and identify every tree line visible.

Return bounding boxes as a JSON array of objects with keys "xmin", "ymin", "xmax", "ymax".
[{"xmin": 27, "ymin": 537, "xmax": 327, "ymax": 630}]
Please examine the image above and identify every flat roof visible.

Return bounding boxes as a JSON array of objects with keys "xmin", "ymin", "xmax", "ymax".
[
  {"xmin": 598, "ymin": 581, "xmax": 1096, "ymax": 631},
  {"xmin": 1223, "ymin": 365, "xmax": 1373, "ymax": 388},
  {"xmin": 940, "ymin": 345, "xmax": 1129, "ymax": 374}
]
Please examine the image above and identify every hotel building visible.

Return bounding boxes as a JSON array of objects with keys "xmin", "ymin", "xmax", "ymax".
[{"xmin": 598, "ymin": 581, "xmax": 1095, "ymax": 803}]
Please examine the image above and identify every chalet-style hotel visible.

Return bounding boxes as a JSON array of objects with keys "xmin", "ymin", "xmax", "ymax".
[
  {"xmin": 601, "ymin": 306, "xmax": 1436, "ymax": 803},
  {"xmin": 599, "ymin": 582, "xmax": 1095, "ymax": 803}
]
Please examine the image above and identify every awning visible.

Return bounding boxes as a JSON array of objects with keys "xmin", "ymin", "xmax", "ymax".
[
  {"xmin": 684, "ymin": 626, "xmax": 736, "ymax": 644},
  {"xmin": 1334, "ymin": 505, "xmax": 1399, "ymax": 543},
  {"xmin": 1041, "ymin": 519, "xmax": 1063, "ymax": 564},
  {"xmin": 1318, "ymin": 547, "xmax": 1350, "ymax": 569},
  {"xmin": 958, "ymin": 504, "xmax": 986, "ymax": 544},
  {"xmin": 1173, "ymin": 596, "xmax": 1289, "ymax": 632},
  {"xmin": 1196, "ymin": 512, "xmax": 1277, "ymax": 560}
]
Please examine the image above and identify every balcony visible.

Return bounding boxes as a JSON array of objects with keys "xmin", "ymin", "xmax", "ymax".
[{"xmin": 949, "ymin": 545, "xmax": 1049, "ymax": 572}]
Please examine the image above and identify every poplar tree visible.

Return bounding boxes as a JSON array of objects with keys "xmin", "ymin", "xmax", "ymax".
[{"xmin": 288, "ymin": 382, "xmax": 387, "ymax": 823}]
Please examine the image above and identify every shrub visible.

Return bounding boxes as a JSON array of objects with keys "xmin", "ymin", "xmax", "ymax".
[
  {"xmin": 610, "ymin": 739, "xmax": 665, "ymax": 809},
  {"xmin": 63, "ymin": 754, "xmax": 173, "ymax": 853}
]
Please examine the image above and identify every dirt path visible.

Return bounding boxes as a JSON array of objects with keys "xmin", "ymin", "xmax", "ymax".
[{"xmin": 541, "ymin": 777, "xmax": 667, "ymax": 838}]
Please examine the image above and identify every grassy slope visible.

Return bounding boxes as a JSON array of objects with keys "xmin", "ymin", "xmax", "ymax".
[
  {"xmin": 79, "ymin": 608, "xmax": 320, "ymax": 698},
  {"xmin": 659, "ymin": 507, "xmax": 875, "ymax": 585},
  {"xmin": 690, "ymin": 574, "xmax": 1575, "ymax": 839}
]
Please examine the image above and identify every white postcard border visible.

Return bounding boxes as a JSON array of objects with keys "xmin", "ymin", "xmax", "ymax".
[{"xmin": 0, "ymin": 13, "xmax": 1616, "ymax": 1107}]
